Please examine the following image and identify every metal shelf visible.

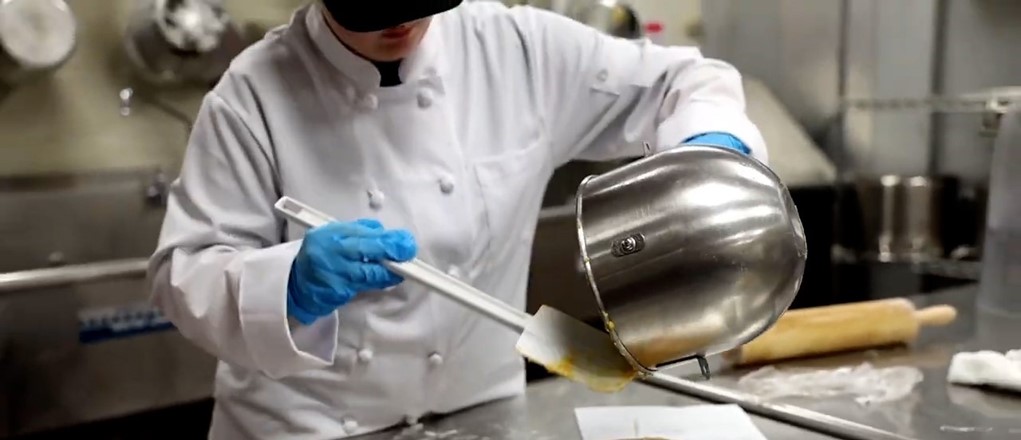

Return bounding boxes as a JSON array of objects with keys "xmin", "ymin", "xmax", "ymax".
[{"xmin": 0, "ymin": 258, "xmax": 149, "ymax": 296}]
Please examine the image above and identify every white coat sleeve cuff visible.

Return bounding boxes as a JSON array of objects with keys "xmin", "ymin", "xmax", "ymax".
[
  {"xmin": 237, "ymin": 240, "xmax": 338, "ymax": 378},
  {"xmin": 656, "ymin": 102, "xmax": 769, "ymax": 166}
]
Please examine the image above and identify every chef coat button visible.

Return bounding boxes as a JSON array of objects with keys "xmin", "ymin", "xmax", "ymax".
[
  {"xmin": 368, "ymin": 190, "xmax": 385, "ymax": 210},
  {"xmin": 343, "ymin": 86, "xmax": 357, "ymax": 102},
  {"xmin": 342, "ymin": 418, "xmax": 359, "ymax": 433},
  {"xmin": 596, "ymin": 69, "xmax": 609, "ymax": 82},
  {"xmin": 438, "ymin": 176, "xmax": 455, "ymax": 194},
  {"xmin": 417, "ymin": 89, "xmax": 434, "ymax": 108},
  {"xmin": 359, "ymin": 94, "xmax": 378, "ymax": 110},
  {"xmin": 424, "ymin": 66, "xmax": 438, "ymax": 77},
  {"xmin": 357, "ymin": 348, "xmax": 373, "ymax": 363},
  {"xmin": 405, "ymin": 415, "xmax": 420, "ymax": 426},
  {"xmin": 428, "ymin": 352, "xmax": 444, "ymax": 366}
]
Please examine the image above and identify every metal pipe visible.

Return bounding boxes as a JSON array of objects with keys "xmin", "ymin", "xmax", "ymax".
[
  {"xmin": 0, "ymin": 258, "xmax": 149, "ymax": 295},
  {"xmin": 640, "ymin": 373, "xmax": 915, "ymax": 440},
  {"xmin": 0, "ymin": 203, "xmax": 583, "ymax": 297}
]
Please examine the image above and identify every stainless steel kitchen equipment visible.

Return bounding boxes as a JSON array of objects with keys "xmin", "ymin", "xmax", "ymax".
[
  {"xmin": 118, "ymin": 87, "xmax": 194, "ymax": 155},
  {"xmin": 977, "ymin": 103, "xmax": 1021, "ymax": 316},
  {"xmin": 0, "ymin": 0, "xmax": 77, "ymax": 85},
  {"xmin": 852, "ymin": 175, "xmax": 945, "ymax": 263},
  {"xmin": 122, "ymin": 0, "xmax": 246, "ymax": 86},
  {"xmin": 830, "ymin": 89, "xmax": 1021, "ymax": 298},
  {"xmin": 576, "ymin": 145, "xmax": 808, "ymax": 375},
  {"xmin": 0, "ymin": 170, "xmax": 216, "ymax": 438},
  {"xmin": 529, "ymin": 77, "xmax": 835, "ymax": 329}
]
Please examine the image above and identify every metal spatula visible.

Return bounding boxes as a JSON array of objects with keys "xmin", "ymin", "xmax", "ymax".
[{"xmin": 273, "ymin": 196, "xmax": 638, "ymax": 393}]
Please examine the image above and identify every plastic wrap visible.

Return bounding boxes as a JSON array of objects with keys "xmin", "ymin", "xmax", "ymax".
[{"xmin": 736, "ymin": 362, "xmax": 923, "ymax": 405}]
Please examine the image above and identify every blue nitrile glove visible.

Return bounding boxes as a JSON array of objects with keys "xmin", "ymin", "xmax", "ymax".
[
  {"xmin": 287, "ymin": 219, "xmax": 417, "ymax": 325},
  {"xmin": 681, "ymin": 132, "xmax": 751, "ymax": 155}
]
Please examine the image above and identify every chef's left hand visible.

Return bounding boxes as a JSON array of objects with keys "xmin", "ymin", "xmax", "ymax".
[{"xmin": 681, "ymin": 132, "xmax": 751, "ymax": 155}]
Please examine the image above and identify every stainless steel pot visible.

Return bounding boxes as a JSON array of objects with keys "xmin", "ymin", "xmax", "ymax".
[
  {"xmin": 0, "ymin": 0, "xmax": 77, "ymax": 85},
  {"xmin": 853, "ymin": 175, "xmax": 944, "ymax": 263},
  {"xmin": 123, "ymin": 0, "xmax": 245, "ymax": 86},
  {"xmin": 575, "ymin": 146, "xmax": 807, "ymax": 374}
]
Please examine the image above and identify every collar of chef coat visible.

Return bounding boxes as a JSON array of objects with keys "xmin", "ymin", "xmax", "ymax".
[{"xmin": 304, "ymin": 2, "xmax": 448, "ymax": 90}]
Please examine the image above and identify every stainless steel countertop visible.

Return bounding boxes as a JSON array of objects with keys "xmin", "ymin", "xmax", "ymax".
[
  {"xmin": 662, "ymin": 283, "xmax": 1021, "ymax": 440},
  {"xmin": 357, "ymin": 377, "xmax": 840, "ymax": 439}
]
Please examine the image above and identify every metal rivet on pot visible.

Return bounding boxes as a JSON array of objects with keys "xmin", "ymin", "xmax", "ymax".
[{"xmin": 611, "ymin": 233, "xmax": 645, "ymax": 257}]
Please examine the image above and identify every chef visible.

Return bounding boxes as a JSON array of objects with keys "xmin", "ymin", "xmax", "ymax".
[{"xmin": 147, "ymin": 0, "xmax": 770, "ymax": 438}]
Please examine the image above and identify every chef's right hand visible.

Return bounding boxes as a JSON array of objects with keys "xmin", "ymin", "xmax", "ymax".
[{"xmin": 287, "ymin": 219, "xmax": 417, "ymax": 325}]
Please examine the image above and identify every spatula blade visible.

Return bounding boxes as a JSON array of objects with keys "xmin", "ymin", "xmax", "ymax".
[{"xmin": 516, "ymin": 305, "xmax": 638, "ymax": 393}]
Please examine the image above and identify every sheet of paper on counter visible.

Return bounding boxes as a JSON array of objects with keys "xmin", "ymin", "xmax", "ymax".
[{"xmin": 574, "ymin": 404, "xmax": 768, "ymax": 440}]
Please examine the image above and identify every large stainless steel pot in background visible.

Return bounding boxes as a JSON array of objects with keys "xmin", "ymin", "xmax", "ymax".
[
  {"xmin": 0, "ymin": 0, "xmax": 77, "ymax": 86},
  {"xmin": 852, "ymin": 175, "xmax": 945, "ymax": 263},
  {"xmin": 575, "ymin": 146, "xmax": 808, "ymax": 374},
  {"xmin": 123, "ymin": 0, "xmax": 246, "ymax": 86}
]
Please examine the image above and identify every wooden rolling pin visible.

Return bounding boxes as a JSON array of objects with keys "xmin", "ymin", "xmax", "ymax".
[{"xmin": 724, "ymin": 298, "xmax": 958, "ymax": 366}]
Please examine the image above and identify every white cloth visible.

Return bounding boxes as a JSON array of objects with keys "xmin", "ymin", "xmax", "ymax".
[
  {"xmin": 146, "ymin": 2, "xmax": 768, "ymax": 439},
  {"xmin": 947, "ymin": 349, "xmax": 1021, "ymax": 393}
]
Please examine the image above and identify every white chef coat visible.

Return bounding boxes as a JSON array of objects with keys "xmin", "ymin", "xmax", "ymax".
[{"xmin": 147, "ymin": 2, "xmax": 768, "ymax": 439}]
